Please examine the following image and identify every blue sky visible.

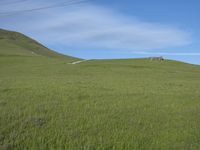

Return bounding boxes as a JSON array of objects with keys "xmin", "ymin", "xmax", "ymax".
[{"xmin": 0, "ymin": 0, "xmax": 200, "ymax": 64}]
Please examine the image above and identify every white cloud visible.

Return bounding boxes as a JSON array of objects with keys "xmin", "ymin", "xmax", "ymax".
[
  {"xmin": 131, "ymin": 52, "xmax": 200, "ymax": 56},
  {"xmin": 0, "ymin": 1, "xmax": 192, "ymax": 51}
]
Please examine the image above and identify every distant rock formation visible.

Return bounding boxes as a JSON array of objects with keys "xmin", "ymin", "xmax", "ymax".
[{"xmin": 149, "ymin": 56, "xmax": 164, "ymax": 61}]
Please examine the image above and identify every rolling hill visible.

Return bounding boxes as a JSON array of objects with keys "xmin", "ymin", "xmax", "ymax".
[
  {"xmin": 0, "ymin": 28, "xmax": 78, "ymax": 61},
  {"xmin": 0, "ymin": 29, "xmax": 200, "ymax": 150}
]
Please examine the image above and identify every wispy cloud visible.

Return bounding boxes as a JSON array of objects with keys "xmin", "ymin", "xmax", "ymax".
[
  {"xmin": 131, "ymin": 52, "xmax": 200, "ymax": 56},
  {"xmin": 0, "ymin": 1, "xmax": 192, "ymax": 51}
]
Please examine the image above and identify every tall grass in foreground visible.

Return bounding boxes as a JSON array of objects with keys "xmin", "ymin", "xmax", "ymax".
[{"xmin": 1, "ymin": 56, "xmax": 200, "ymax": 149}]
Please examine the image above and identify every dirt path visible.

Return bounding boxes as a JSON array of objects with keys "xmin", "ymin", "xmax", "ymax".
[{"xmin": 68, "ymin": 60, "xmax": 89, "ymax": 65}]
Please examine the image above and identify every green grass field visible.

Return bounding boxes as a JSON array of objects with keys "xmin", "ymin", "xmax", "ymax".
[{"xmin": 1, "ymin": 29, "xmax": 200, "ymax": 150}]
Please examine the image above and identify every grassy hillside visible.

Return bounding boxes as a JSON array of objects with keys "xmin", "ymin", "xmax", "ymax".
[
  {"xmin": 0, "ymin": 29, "xmax": 78, "ymax": 61},
  {"xmin": 1, "ymin": 30, "xmax": 200, "ymax": 150}
]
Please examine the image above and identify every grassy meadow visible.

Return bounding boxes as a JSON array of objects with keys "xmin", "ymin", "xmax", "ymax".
[
  {"xmin": 1, "ymin": 29, "xmax": 200, "ymax": 149},
  {"xmin": 1, "ymin": 55, "xmax": 200, "ymax": 150}
]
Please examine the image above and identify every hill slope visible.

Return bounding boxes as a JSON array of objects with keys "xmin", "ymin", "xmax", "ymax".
[
  {"xmin": 0, "ymin": 30, "xmax": 200, "ymax": 149},
  {"xmin": 0, "ymin": 28, "xmax": 78, "ymax": 61}
]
